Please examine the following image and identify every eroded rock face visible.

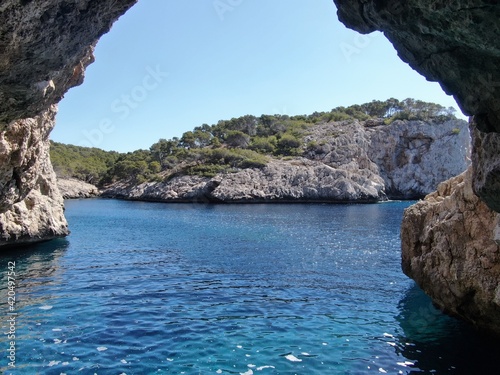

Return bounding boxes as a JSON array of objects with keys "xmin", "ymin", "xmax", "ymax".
[
  {"xmin": 0, "ymin": 106, "xmax": 68, "ymax": 245},
  {"xmin": 367, "ymin": 119, "xmax": 470, "ymax": 199},
  {"xmin": 306, "ymin": 118, "xmax": 470, "ymax": 199},
  {"xmin": 401, "ymin": 168, "xmax": 500, "ymax": 335},
  {"xmin": 0, "ymin": 0, "xmax": 137, "ymax": 247},
  {"xmin": 103, "ymin": 159, "xmax": 386, "ymax": 203}
]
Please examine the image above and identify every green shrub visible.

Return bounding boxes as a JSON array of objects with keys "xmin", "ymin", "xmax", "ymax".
[
  {"xmin": 188, "ymin": 148, "xmax": 269, "ymax": 173},
  {"xmin": 151, "ymin": 174, "xmax": 164, "ymax": 182},
  {"xmin": 225, "ymin": 130, "xmax": 250, "ymax": 148},
  {"xmin": 187, "ymin": 164, "xmax": 228, "ymax": 178},
  {"xmin": 250, "ymin": 137, "xmax": 276, "ymax": 154},
  {"xmin": 328, "ymin": 111, "xmax": 352, "ymax": 122},
  {"xmin": 239, "ymin": 157, "xmax": 268, "ymax": 169},
  {"xmin": 306, "ymin": 140, "xmax": 318, "ymax": 150},
  {"xmin": 276, "ymin": 133, "xmax": 303, "ymax": 156},
  {"xmin": 135, "ymin": 174, "xmax": 148, "ymax": 184},
  {"xmin": 50, "ymin": 141, "xmax": 120, "ymax": 185},
  {"xmin": 164, "ymin": 155, "xmax": 179, "ymax": 168},
  {"xmin": 149, "ymin": 161, "xmax": 161, "ymax": 174}
]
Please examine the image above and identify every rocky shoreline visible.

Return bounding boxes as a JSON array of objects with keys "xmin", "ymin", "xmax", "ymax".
[
  {"xmin": 101, "ymin": 119, "xmax": 470, "ymax": 204},
  {"xmin": 101, "ymin": 159, "xmax": 385, "ymax": 204},
  {"xmin": 57, "ymin": 178, "xmax": 100, "ymax": 199}
]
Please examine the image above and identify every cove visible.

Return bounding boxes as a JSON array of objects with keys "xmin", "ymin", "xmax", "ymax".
[{"xmin": 0, "ymin": 199, "xmax": 498, "ymax": 374}]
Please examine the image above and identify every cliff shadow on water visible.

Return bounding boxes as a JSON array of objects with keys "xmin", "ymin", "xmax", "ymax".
[
  {"xmin": 0, "ymin": 238, "xmax": 70, "ymax": 295},
  {"xmin": 396, "ymin": 283, "xmax": 500, "ymax": 373},
  {"xmin": 0, "ymin": 238, "xmax": 70, "ymax": 283}
]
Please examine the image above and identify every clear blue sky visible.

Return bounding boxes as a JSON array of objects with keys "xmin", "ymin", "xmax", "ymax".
[{"xmin": 52, "ymin": 0, "xmax": 466, "ymax": 152}]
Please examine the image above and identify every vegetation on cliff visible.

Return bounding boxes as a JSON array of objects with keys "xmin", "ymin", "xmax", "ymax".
[
  {"xmin": 50, "ymin": 98, "xmax": 457, "ymax": 186},
  {"xmin": 50, "ymin": 142, "xmax": 120, "ymax": 184}
]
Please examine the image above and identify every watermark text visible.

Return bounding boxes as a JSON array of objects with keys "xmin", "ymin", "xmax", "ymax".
[
  {"xmin": 213, "ymin": 0, "xmax": 245, "ymax": 21},
  {"xmin": 5, "ymin": 261, "xmax": 17, "ymax": 369},
  {"xmin": 79, "ymin": 65, "xmax": 168, "ymax": 148}
]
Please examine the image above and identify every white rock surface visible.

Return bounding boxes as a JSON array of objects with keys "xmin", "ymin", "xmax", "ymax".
[
  {"xmin": 57, "ymin": 178, "xmax": 100, "ymax": 199},
  {"xmin": 0, "ymin": 107, "xmax": 68, "ymax": 247},
  {"xmin": 368, "ymin": 119, "xmax": 470, "ymax": 198}
]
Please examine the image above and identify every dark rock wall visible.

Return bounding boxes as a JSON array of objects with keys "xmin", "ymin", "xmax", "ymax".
[{"xmin": 0, "ymin": 0, "xmax": 137, "ymax": 126}]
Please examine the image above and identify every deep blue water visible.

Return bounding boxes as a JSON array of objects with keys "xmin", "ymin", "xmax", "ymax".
[{"xmin": 1, "ymin": 200, "xmax": 499, "ymax": 374}]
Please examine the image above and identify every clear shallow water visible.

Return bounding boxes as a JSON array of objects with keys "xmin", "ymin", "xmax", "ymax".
[{"xmin": 1, "ymin": 200, "xmax": 499, "ymax": 374}]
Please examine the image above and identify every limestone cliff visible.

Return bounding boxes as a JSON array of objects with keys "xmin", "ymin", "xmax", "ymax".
[
  {"xmin": 0, "ymin": 0, "xmax": 137, "ymax": 247},
  {"xmin": 103, "ymin": 118, "xmax": 469, "ymax": 203},
  {"xmin": 306, "ymin": 118, "xmax": 470, "ymax": 199},
  {"xmin": 0, "ymin": 106, "xmax": 67, "ymax": 246},
  {"xmin": 401, "ymin": 167, "xmax": 500, "ymax": 335},
  {"xmin": 367, "ymin": 119, "xmax": 470, "ymax": 199},
  {"xmin": 103, "ymin": 158, "xmax": 385, "ymax": 203}
]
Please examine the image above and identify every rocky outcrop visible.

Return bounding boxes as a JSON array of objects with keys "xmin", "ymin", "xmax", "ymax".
[
  {"xmin": 103, "ymin": 118, "xmax": 469, "ymax": 202},
  {"xmin": 0, "ymin": 0, "xmax": 136, "ymax": 247},
  {"xmin": 306, "ymin": 118, "xmax": 470, "ymax": 199},
  {"xmin": 0, "ymin": 106, "xmax": 68, "ymax": 246},
  {"xmin": 57, "ymin": 178, "xmax": 100, "ymax": 199},
  {"xmin": 401, "ymin": 167, "xmax": 500, "ymax": 335},
  {"xmin": 104, "ymin": 158, "xmax": 385, "ymax": 203}
]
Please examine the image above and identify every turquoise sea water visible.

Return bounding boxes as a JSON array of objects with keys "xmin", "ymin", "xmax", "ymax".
[{"xmin": 1, "ymin": 200, "xmax": 499, "ymax": 374}]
